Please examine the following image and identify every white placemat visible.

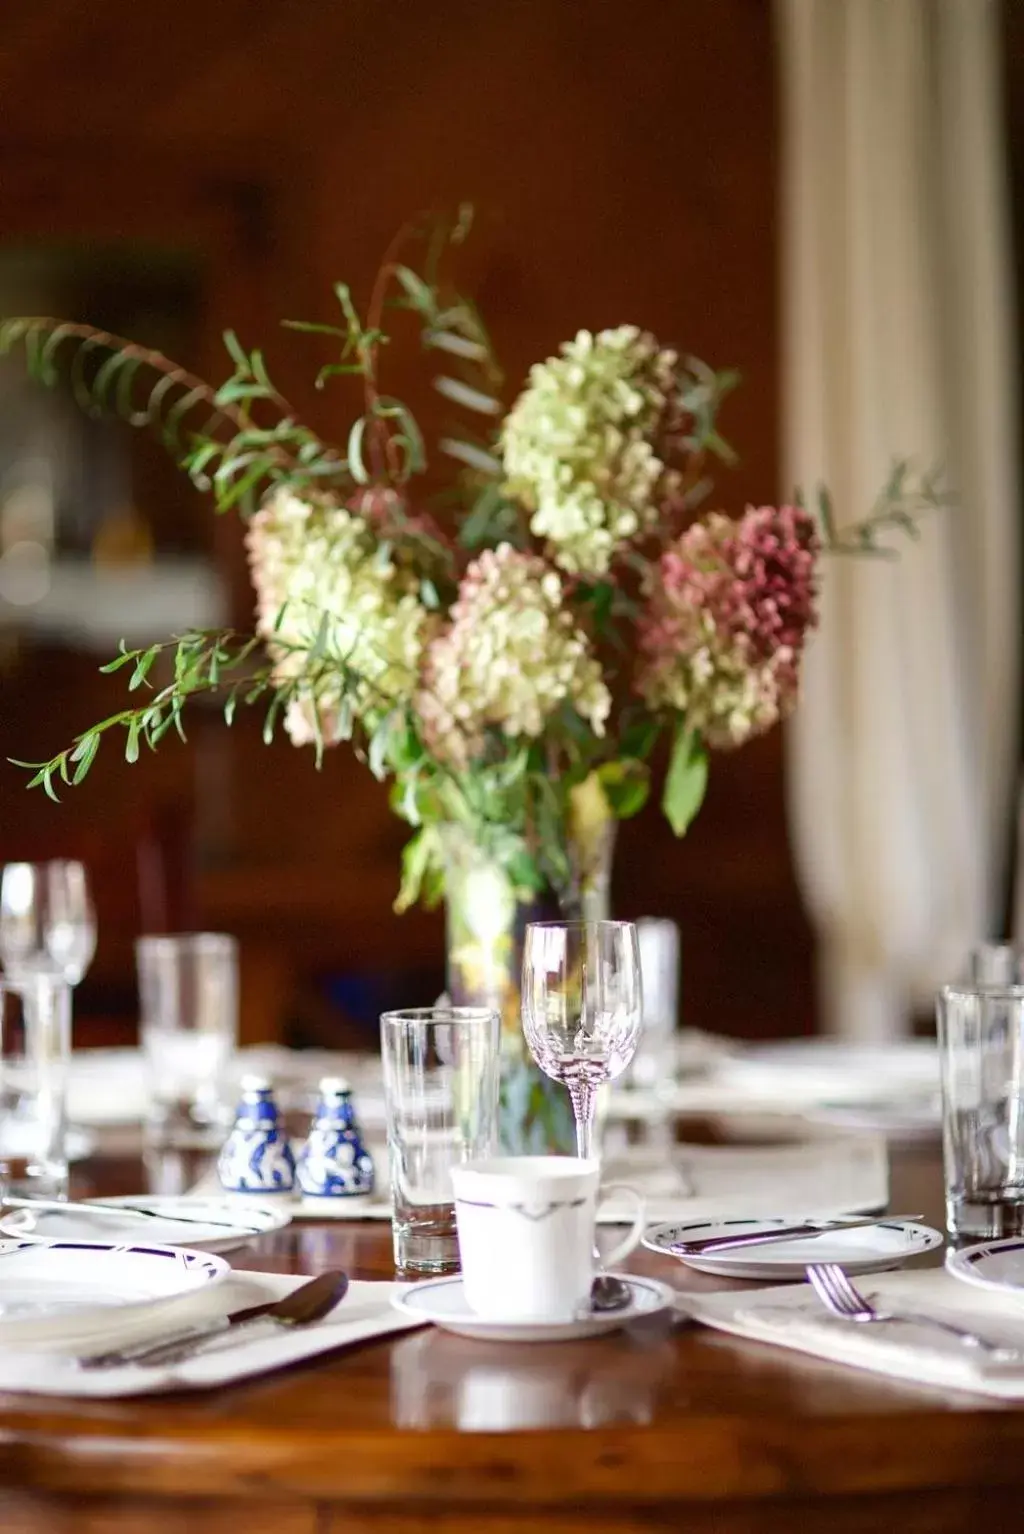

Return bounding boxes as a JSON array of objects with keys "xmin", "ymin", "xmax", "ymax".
[
  {"xmin": 0, "ymin": 1271, "xmax": 423, "ymax": 1397},
  {"xmin": 682, "ymin": 1267, "xmax": 1024, "ymax": 1400},
  {"xmin": 192, "ymin": 1135, "xmax": 888, "ymax": 1226}
]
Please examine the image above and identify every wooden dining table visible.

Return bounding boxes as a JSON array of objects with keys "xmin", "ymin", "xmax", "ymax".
[{"xmin": 0, "ymin": 1131, "xmax": 1020, "ymax": 1534}]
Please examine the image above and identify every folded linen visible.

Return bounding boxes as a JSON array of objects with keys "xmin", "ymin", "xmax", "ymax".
[
  {"xmin": 0, "ymin": 1272, "xmax": 423, "ymax": 1397},
  {"xmin": 682, "ymin": 1266, "xmax": 1024, "ymax": 1400}
]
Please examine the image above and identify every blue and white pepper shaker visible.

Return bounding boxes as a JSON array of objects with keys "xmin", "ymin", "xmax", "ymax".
[
  {"xmin": 217, "ymin": 1075, "xmax": 296, "ymax": 1194},
  {"xmin": 297, "ymin": 1076, "xmax": 375, "ymax": 1198}
]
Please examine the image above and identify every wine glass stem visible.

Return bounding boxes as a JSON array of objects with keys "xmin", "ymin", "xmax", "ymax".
[{"xmin": 568, "ymin": 1080, "xmax": 596, "ymax": 1160}]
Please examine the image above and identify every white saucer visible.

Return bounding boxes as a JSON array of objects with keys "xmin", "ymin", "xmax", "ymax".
[
  {"xmin": 644, "ymin": 1217, "xmax": 944, "ymax": 1280},
  {"xmin": 946, "ymin": 1236, "xmax": 1024, "ymax": 1296},
  {"xmin": 392, "ymin": 1274, "xmax": 676, "ymax": 1342},
  {"xmin": 0, "ymin": 1196, "xmax": 291, "ymax": 1253}
]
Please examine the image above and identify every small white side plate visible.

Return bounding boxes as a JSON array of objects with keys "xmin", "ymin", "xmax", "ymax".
[
  {"xmin": 0, "ymin": 1239, "xmax": 228, "ymax": 1344},
  {"xmin": 946, "ymin": 1236, "xmax": 1024, "ymax": 1296},
  {"xmin": 392, "ymin": 1274, "xmax": 676, "ymax": 1342},
  {"xmin": 0, "ymin": 1196, "xmax": 290, "ymax": 1253},
  {"xmin": 644, "ymin": 1217, "xmax": 943, "ymax": 1280}
]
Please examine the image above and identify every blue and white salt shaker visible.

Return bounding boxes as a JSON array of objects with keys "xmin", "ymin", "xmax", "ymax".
[
  {"xmin": 297, "ymin": 1076, "xmax": 375, "ymax": 1198},
  {"xmin": 217, "ymin": 1075, "xmax": 296, "ymax": 1194}
]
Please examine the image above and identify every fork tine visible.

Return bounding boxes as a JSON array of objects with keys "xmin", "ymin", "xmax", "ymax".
[
  {"xmin": 823, "ymin": 1263, "xmax": 867, "ymax": 1312},
  {"xmin": 806, "ymin": 1264, "xmax": 841, "ymax": 1312},
  {"xmin": 816, "ymin": 1263, "xmax": 860, "ymax": 1316},
  {"xmin": 805, "ymin": 1264, "xmax": 829, "ymax": 1301}
]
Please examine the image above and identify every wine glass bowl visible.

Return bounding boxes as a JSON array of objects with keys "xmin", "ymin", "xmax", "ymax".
[
  {"xmin": 0, "ymin": 861, "xmax": 97, "ymax": 985},
  {"xmin": 521, "ymin": 920, "xmax": 643, "ymax": 1159}
]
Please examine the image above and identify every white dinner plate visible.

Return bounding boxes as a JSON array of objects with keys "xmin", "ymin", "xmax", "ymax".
[
  {"xmin": 392, "ymin": 1274, "xmax": 676, "ymax": 1342},
  {"xmin": 0, "ymin": 1238, "xmax": 228, "ymax": 1344},
  {"xmin": 644, "ymin": 1217, "xmax": 944, "ymax": 1279},
  {"xmin": 0, "ymin": 1196, "xmax": 291, "ymax": 1253},
  {"xmin": 945, "ymin": 1236, "xmax": 1024, "ymax": 1296}
]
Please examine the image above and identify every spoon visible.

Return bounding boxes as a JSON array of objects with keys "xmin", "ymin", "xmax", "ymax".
[
  {"xmin": 79, "ymin": 1269, "xmax": 349, "ymax": 1370},
  {"xmin": 590, "ymin": 1273, "xmax": 632, "ymax": 1312}
]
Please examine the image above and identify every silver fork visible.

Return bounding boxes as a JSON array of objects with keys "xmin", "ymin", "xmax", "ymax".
[{"xmin": 805, "ymin": 1263, "xmax": 1017, "ymax": 1357}]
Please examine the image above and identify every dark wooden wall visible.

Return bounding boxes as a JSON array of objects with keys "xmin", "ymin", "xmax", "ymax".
[{"xmin": 0, "ymin": 0, "xmax": 816, "ymax": 1046}]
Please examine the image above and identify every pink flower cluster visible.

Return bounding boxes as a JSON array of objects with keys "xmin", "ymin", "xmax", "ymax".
[{"xmin": 637, "ymin": 504, "xmax": 820, "ymax": 748}]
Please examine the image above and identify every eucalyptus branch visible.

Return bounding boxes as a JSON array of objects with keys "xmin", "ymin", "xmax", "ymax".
[
  {"xmin": 0, "ymin": 319, "xmax": 348, "ymax": 516},
  {"xmin": 811, "ymin": 459, "xmax": 954, "ymax": 559}
]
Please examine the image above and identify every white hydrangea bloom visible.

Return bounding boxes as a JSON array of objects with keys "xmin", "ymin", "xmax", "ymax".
[
  {"xmin": 417, "ymin": 543, "xmax": 611, "ymax": 768},
  {"xmin": 245, "ymin": 489, "xmax": 430, "ymax": 749},
  {"xmin": 500, "ymin": 325, "xmax": 680, "ymax": 576}
]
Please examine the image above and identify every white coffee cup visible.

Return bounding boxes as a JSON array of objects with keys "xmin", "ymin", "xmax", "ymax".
[{"xmin": 451, "ymin": 1156, "xmax": 645, "ymax": 1323}]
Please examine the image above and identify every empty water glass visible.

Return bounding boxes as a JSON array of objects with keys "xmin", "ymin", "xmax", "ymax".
[
  {"xmin": 380, "ymin": 1006, "xmax": 500, "ymax": 1275},
  {"xmin": 0, "ymin": 861, "xmax": 96, "ymax": 986},
  {"xmin": 968, "ymin": 944, "xmax": 1022, "ymax": 985},
  {"xmin": 937, "ymin": 983, "xmax": 1024, "ymax": 1239},
  {"xmin": 629, "ymin": 917, "xmax": 680, "ymax": 1091},
  {"xmin": 136, "ymin": 934, "xmax": 238, "ymax": 1146},
  {"xmin": 0, "ymin": 973, "xmax": 71, "ymax": 1200}
]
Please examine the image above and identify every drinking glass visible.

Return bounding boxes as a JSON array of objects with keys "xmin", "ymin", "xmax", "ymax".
[
  {"xmin": 136, "ymin": 933, "xmax": 238, "ymax": 1145},
  {"xmin": 628, "ymin": 917, "xmax": 680, "ymax": 1091},
  {"xmin": 968, "ymin": 944, "xmax": 1021, "ymax": 985},
  {"xmin": 380, "ymin": 1006, "xmax": 500, "ymax": 1275},
  {"xmin": 937, "ymin": 983, "xmax": 1024, "ymax": 1239},
  {"xmin": 521, "ymin": 920, "xmax": 643, "ymax": 1160},
  {"xmin": 0, "ymin": 973, "xmax": 72, "ymax": 1200},
  {"xmin": 0, "ymin": 861, "xmax": 96, "ymax": 986}
]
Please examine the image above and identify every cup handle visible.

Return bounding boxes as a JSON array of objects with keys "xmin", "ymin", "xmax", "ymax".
[{"xmin": 596, "ymin": 1182, "xmax": 645, "ymax": 1268}]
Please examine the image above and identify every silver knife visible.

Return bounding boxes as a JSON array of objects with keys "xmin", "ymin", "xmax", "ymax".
[
  {"xmin": 2, "ymin": 1195, "xmax": 266, "ymax": 1234},
  {"xmin": 671, "ymin": 1214, "xmax": 923, "ymax": 1256}
]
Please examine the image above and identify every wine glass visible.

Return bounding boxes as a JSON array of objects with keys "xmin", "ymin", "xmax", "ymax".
[
  {"xmin": 521, "ymin": 919, "xmax": 643, "ymax": 1160},
  {"xmin": 0, "ymin": 861, "xmax": 97, "ymax": 986}
]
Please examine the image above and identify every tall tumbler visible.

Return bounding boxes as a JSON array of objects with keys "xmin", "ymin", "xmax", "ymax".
[
  {"xmin": 0, "ymin": 974, "xmax": 71, "ymax": 1200},
  {"xmin": 137, "ymin": 933, "xmax": 239, "ymax": 1146},
  {"xmin": 937, "ymin": 983, "xmax": 1024, "ymax": 1239},
  {"xmin": 629, "ymin": 917, "xmax": 680, "ymax": 1091},
  {"xmin": 381, "ymin": 1006, "xmax": 500, "ymax": 1275}
]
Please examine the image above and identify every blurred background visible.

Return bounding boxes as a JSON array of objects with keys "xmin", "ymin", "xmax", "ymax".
[{"xmin": 0, "ymin": 0, "xmax": 1020, "ymax": 1054}]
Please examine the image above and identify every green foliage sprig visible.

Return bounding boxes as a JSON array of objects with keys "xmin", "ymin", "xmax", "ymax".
[
  {"xmin": 0, "ymin": 319, "xmax": 349, "ymax": 517},
  {"xmin": 808, "ymin": 460, "xmax": 955, "ymax": 558}
]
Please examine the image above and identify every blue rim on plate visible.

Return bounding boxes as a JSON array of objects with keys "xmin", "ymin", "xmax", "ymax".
[
  {"xmin": 946, "ymin": 1235, "xmax": 1024, "ymax": 1294},
  {"xmin": 644, "ymin": 1217, "xmax": 944, "ymax": 1278}
]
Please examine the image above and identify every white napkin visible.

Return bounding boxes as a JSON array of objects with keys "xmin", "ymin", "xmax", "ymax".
[
  {"xmin": 610, "ymin": 1039, "xmax": 938, "ymax": 1125},
  {"xmin": 194, "ymin": 1134, "xmax": 888, "ymax": 1227},
  {"xmin": 598, "ymin": 1135, "xmax": 888, "ymax": 1224},
  {"xmin": 0, "ymin": 1272, "xmax": 423, "ymax": 1397},
  {"xmin": 682, "ymin": 1267, "xmax": 1024, "ymax": 1400}
]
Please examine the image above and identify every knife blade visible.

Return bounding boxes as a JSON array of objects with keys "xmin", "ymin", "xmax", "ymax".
[
  {"xmin": 3, "ymin": 1195, "xmax": 266, "ymax": 1234},
  {"xmin": 78, "ymin": 1269, "xmax": 349, "ymax": 1370},
  {"xmin": 671, "ymin": 1214, "xmax": 923, "ymax": 1257}
]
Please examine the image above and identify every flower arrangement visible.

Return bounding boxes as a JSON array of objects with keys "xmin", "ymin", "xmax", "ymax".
[{"xmin": 1, "ymin": 210, "xmax": 946, "ymax": 919}]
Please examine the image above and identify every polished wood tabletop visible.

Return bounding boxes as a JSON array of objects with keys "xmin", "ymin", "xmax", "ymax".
[{"xmin": 0, "ymin": 1132, "xmax": 1020, "ymax": 1534}]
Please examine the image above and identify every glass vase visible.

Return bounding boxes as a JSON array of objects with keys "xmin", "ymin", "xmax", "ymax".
[{"xmin": 442, "ymin": 780, "xmax": 615, "ymax": 1155}]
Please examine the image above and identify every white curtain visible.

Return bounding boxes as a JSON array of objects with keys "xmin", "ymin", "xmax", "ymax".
[{"xmin": 778, "ymin": 0, "xmax": 1021, "ymax": 1038}]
